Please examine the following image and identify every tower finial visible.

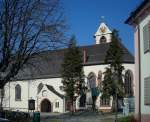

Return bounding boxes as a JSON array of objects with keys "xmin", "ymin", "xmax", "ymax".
[{"xmin": 100, "ymin": 16, "xmax": 105, "ymax": 23}]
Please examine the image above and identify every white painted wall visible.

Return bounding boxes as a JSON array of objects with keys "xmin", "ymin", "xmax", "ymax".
[
  {"xmin": 3, "ymin": 63, "xmax": 134, "ymax": 113},
  {"xmin": 139, "ymin": 14, "xmax": 150, "ymax": 114},
  {"xmin": 3, "ymin": 78, "xmax": 65, "ymax": 113},
  {"xmin": 78, "ymin": 63, "xmax": 135, "ymax": 110}
]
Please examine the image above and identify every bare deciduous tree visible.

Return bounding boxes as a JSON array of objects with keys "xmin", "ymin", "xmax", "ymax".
[{"xmin": 0, "ymin": 0, "xmax": 67, "ymax": 109}]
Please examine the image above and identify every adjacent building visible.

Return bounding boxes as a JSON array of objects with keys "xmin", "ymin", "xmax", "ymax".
[
  {"xmin": 125, "ymin": 0, "xmax": 150, "ymax": 121},
  {"xmin": 3, "ymin": 21, "xmax": 134, "ymax": 113}
]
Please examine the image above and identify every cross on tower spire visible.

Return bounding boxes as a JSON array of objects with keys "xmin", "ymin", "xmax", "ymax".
[{"xmin": 100, "ymin": 16, "xmax": 105, "ymax": 23}]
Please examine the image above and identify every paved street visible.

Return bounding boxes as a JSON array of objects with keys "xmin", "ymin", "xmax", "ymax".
[{"xmin": 40, "ymin": 110, "xmax": 124, "ymax": 122}]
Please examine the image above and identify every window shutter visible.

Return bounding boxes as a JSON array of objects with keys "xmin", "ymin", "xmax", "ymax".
[
  {"xmin": 143, "ymin": 24, "xmax": 150, "ymax": 53},
  {"xmin": 144, "ymin": 77, "xmax": 150, "ymax": 105}
]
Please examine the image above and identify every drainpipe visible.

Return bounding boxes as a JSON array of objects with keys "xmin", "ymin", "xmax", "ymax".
[
  {"xmin": 9, "ymin": 81, "xmax": 10, "ymax": 110},
  {"xmin": 28, "ymin": 80, "xmax": 30, "ymax": 112},
  {"xmin": 37, "ymin": 96, "xmax": 38, "ymax": 111},
  {"xmin": 63, "ymin": 97, "xmax": 65, "ymax": 113},
  {"xmin": 137, "ymin": 25, "xmax": 141, "ymax": 122}
]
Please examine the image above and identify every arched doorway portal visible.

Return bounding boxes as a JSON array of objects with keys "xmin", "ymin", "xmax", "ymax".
[{"xmin": 40, "ymin": 99, "xmax": 51, "ymax": 112}]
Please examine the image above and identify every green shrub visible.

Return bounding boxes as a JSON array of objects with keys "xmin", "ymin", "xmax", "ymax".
[
  {"xmin": 118, "ymin": 115, "xmax": 137, "ymax": 122},
  {"xmin": 119, "ymin": 116, "xmax": 130, "ymax": 122},
  {"xmin": 0, "ymin": 110, "xmax": 31, "ymax": 122}
]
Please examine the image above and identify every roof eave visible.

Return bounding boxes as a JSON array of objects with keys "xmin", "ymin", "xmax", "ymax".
[{"xmin": 125, "ymin": 0, "xmax": 149, "ymax": 25}]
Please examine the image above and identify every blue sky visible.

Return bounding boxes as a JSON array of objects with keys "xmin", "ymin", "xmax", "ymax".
[{"xmin": 63, "ymin": 0, "xmax": 142, "ymax": 54}]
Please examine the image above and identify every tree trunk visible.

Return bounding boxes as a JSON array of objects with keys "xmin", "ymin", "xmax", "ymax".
[
  {"xmin": 115, "ymin": 94, "xmax": 118, "ymax": 122},
  {"xmin": 112, "ymin": 97, "xmax": 115, "ymax": 112},
  {"xmin": 71, "ymin": 98, "xmax": 74, "ymax": 115},
  {"xmin": 92, "ymin": 96, "xmax": 96, "ymax": 111}
]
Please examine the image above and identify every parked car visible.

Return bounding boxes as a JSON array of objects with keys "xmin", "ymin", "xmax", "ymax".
[{"xmin": 0, "ymin": 118, "xmax": 10, "ymax": 122}]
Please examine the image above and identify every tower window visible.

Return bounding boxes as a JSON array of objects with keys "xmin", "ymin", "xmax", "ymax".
[{"xmin": 100, "ymin": 36, "xmax": 107, "ymax": 43}]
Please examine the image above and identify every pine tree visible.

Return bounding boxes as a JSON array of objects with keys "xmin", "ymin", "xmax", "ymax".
[
  {"xmin": 101, "ymin": 30, "xmax": 124, "ymax": 121},
  {"xmin": 61, "ymin": 36, "xmax": 85, "ymax": 114}
]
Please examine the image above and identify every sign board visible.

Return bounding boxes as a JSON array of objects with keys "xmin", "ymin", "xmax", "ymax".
[{"xmin": 28, "ymin": 99, "xmax": 35, "ymax": 110}]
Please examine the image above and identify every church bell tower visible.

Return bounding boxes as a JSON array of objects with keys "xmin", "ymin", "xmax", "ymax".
[{"xmin": 94, "ymin": 19, "xmax": 112, "ymax": 44}]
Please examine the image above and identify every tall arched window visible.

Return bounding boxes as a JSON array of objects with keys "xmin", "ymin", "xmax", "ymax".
[
  {"xmin": 97, "ymin": 70, "xmax": 102, "ymax": 87},
  {"xmin": 15, "ymin": 84, "xmax": 21, "ymax": 101},
  {"xmin": 37, "ymin": 83, "xmax": 43, "ymax": 94},
  {"xmin": 125, "ymin": 70, "xmax": 134, "ymax": 97},
  {"xmin": 87, "ymin": 72, "xmax": 96, "ymax": 89},
  {"xmin": 100, "ymin": 36, "xmax": 107, "ymax": 43}
]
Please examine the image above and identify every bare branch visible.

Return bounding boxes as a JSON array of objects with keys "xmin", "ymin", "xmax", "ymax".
[{"xmin": 0, "ymin": 0, "xmax": 68, "ymax": 88}]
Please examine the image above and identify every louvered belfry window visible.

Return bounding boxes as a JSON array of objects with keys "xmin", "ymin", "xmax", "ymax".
[
  {"xmin": 144, "ymin": 77, "xmax": 150, "ymax": 105},
  {"xmin": 143, "ymin": 22, "xmax": 150, "ymax": 53}
]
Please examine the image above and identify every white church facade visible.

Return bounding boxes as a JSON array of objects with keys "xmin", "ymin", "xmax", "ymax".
[{"xmin": 2, "ymin": 22, "xmax": 135, "ymax": 113}]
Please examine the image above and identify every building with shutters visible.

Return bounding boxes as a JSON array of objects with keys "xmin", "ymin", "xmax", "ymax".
[
  {"xmin": 125, "ymin": 0, "xmax": 150, "ymax": 121},
  {"xmin": 2, "ymin": 21, "xmax": 134, "ymax": 113}
]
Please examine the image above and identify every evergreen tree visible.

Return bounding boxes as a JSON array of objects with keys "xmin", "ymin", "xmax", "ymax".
[
  {"xmin": 61, "ymin": 36, "xmax": 85, "ymax": 114},
  {"xmin": 101, "ymin": 30, "xmax": 124, "ymax": 121}
]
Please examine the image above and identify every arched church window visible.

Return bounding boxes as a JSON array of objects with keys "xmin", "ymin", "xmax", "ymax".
[
  {"xmin": 87, "ymin": 72, "xmax": 96, "ymax": 89},
  {"xmin": 97, "ymin": 71, "xmax": 102, "ymax": 87},
  {"xmin": 125, "ymin": 70, "xmax": 134, "ymax": 97},
  {"xmin": 37, "ymin": 83, "xmax": 43, "ymax": 94},
  {"xmin": 15, "ymin": 84, "xmax": 21, "ymax": 101},
  {"xmin": 100, "ymin": 36, "xmax": 107, "ymax": 43}
]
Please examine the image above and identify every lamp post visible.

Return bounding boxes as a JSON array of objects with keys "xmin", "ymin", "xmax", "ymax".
[{"xmin": 36, "ymin": 95, "xmax": 39, "ymax": 111}]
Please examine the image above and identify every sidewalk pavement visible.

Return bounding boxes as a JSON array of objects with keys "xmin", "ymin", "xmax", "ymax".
[{"xmin": 39, "ymin": 111, "xmax": 125, "ymax": 122}]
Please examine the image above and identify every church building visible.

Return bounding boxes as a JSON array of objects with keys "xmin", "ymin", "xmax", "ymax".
[{"xmin": 3, "ymin": 21, "xmax": 135, "ymax": 113}]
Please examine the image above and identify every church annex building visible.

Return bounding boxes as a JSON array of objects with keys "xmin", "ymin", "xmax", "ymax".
[{"xmin": 3, "ymin": 22, "xmax": 135, "ymax": 113}]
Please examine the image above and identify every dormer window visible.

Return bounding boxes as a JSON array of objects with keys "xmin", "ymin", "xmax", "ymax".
[{"xmin": 100, "ymin": 36, "xmax": 107, "ymax": 43}]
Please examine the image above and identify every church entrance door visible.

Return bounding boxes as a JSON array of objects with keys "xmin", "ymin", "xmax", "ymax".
[{"xmin": 40, "ymin": 99, "xmax": 51, "ymax": 112}]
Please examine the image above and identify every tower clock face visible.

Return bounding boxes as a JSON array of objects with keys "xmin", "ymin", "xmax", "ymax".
[{"xmin": 100, "ymin": 26, "xmax": 106, "ymax": 33}]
